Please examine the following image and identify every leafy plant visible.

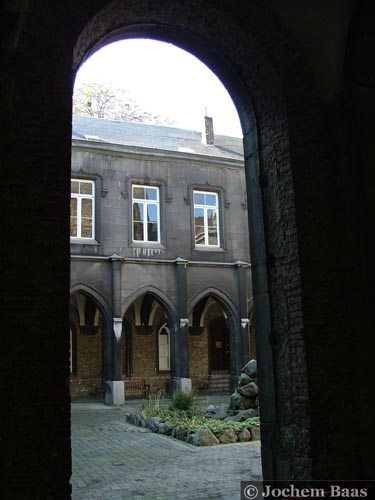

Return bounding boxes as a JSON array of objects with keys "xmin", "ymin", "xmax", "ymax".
[
  {"xmin": 136, "ymin": 401, "xmax": 260, "ymax": 439},
  {"xmin": 170, "ymin": 390, "xmax": 197, "ymax": 413}
]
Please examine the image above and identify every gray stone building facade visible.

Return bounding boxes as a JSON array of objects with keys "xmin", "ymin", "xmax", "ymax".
[
  {"xmin": 3, "ymin": 2, "xmax": 374, "ymax": 495},
  {"xmin": 70, "ymin": 115, "xmax": 253, "ymax": 404}
]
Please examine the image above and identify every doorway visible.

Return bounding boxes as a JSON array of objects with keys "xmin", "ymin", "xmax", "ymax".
[{"xmin": 209, "ymin": 317, "xmax": 230, "ymax": 372}]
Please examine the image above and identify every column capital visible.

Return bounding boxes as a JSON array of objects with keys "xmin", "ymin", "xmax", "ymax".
[
  {"xmin": 110, "ymin": 253, "xmax": 123, "ymax": 262},
  {"xmin": 113, "ymin": 318, "xmax": 122, "ymax": 340},
  {"xmin": 174, "ymin": 256, "xmax": 189, "ymax": 266},
  {"xmin": 241, "ymin": 318, "xmax": 250, "ymax": 329},
  {"xmin": 234, "ymin": 259, "xmax": 251, "ymax": 268}
]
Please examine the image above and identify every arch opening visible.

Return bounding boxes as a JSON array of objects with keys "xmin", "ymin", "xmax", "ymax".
[
  {"xmin": 71, "ymin": 7, "xmax": 293, "ymax": 482},
  {"xmin": 69, "ymin": 291, "xmax": 106, "ymax": 398},
  {"xmin": 122, "ymin": 291, "xmax": 175, "ymax": 395}
]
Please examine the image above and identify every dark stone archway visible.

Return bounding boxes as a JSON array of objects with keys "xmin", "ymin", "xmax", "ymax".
[
  {"xmin": 2, "ymin": 1, "xmax": 372, "ymax": 498},
  {"xmin": 72, "ymin": 6, "xmax": 314, "ymax": 480}
]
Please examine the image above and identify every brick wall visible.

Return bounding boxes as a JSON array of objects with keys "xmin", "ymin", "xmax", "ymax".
[
  {"xmin": 70, "ymin": 325, "xmax": 103, "ymax": 396},
  {"xmin": 189, "ymin": 329, "xmax": 209, "ymax": 383}
]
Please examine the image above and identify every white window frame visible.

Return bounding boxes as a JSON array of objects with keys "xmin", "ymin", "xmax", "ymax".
[
  {"xmin": 193, "ymin": 190, "xmax": 220, "ymax": 247},
  {"xmin": 132, "ymin": 184, "xmax": 160, "ymax": 243},
  {"xmin": 70, "ymin": 179, "xmax": 95, "ymax": 240}
]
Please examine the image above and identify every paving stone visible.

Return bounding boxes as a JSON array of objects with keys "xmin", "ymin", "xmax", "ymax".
[{"xmin": 71, "ymin": 400, "xmax": 262, "ymax": 499}]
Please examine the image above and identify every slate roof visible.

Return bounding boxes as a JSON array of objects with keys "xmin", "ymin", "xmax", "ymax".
[{"xmin": 72, "ymin": 115, "xmax": 244, "ymax": 160}]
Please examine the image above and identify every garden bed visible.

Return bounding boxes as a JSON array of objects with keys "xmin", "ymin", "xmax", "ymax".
[{"xmin": 125, "ymin": 394, "xmax": 260, "ymax": 446}]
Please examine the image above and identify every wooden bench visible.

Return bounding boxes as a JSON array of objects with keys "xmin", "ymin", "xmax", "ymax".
[{"xmin": 124, "ymin": 378, "xmax": 150, "ymax": 398}]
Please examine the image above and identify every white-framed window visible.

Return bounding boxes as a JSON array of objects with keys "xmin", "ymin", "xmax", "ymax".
[
  {"xmin": 70, "ymin": 179, "xmax": 95, "ymax": 239},
  {"xmin": 193, "ymin": 190, "xmax": 220, "ymax": 247},
  {"xmin": 132, "ymin": 185, "xmax": 160, "ymax": 243},
  {"xmin": 158, "ymin": 323, "xmax": 170, "ymax": 371}
]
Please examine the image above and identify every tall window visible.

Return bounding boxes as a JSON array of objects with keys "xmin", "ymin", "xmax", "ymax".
[
  {"xmin": 70, "ymin": 179, "xmax": 95, "ymax": 239},
  {"xmin": 193, "ymin": 190, "xmax": 220, "ymax": 247},
  {"xmin": 132, "ymin": 185, "xmax": 160, "ymax": 243},
  {"xmin": 158, "ymin": 323, "xmax": 170, "ymax": 371}
]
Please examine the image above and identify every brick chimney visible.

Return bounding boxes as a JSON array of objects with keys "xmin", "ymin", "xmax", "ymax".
[{"xmin": 203, "ymin": 115, "xmax": 214, "ymax": 145}]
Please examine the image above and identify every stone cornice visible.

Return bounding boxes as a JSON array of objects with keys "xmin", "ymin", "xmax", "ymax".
[{"xmin": 71, "ymin": 139, "xmax": 244, "ymax": 170}]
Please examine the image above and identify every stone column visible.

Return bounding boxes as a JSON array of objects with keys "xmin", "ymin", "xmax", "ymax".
[
  {"xmin": 236, "ymin": 260, "xmax": 251, "ymax": 366},
  {"xmin": 227, "ymin": 261, "xmax": 250, "ymax": 393},
  {"xmin": 171, "ymin": 257, "xmax": 191, "ymax": 393},
  {"xmin": 105, "ymin": 254, "xmax": 125, "ymax": 405}
]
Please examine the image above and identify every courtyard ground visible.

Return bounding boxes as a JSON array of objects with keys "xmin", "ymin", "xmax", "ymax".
[{"xmin": 71, "ymin": 396, "xmax": 262, "ymax": 500}]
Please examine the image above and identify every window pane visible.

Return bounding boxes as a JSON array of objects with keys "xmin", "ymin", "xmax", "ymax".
[
  {"xmin": 194, "ymin": 207, "xmax": 204, "ymax": 225},
  {"xmin": 195, "ymin": 225, "xmax": 205, "ymax": 245},
  {"xmin": 205, "ymin": 194, "xmax": 217, "ymax": 206},
  {"xmin": 133, "ymin": 202, "xmax": 144, "ymax": 222},
  {"xmin": 81, "ymin": 218, "xmax": 92, "ymax": 238},
  {"xmin": 80, "ymin": 181, "xmax": 93, "ymax": 195},
  {"xmin": 193, "ymin": 192, "xmax": 204, "ymax": 205},
  {"xmin": 70, "ymin": 197, "xmax": 77, "ymax": 216},
  {"xmin": 147, "ymin": 222, "xmax": 158, "ymax": 241},
  {"xmin": 71, "ymin": 181, "xmax": 79, "ymax": 193},
  {"xmin": 147, "ymin": 204, "xmax": 158, "ymax": 223},
  {"xmin": 133, "ymin": 221, "xmax": 144, "ymax": 240},
  {"xmin": 208, "ymin": 229, "xmax": 218, "ymax": 245},
  {"xmin": 146, "ymin": 187, "xmax": 157, "ymax": 200},
  {"xmin": 81, "ymin": 198, "xmax": 92, "ymax": 218},
  {"xmin": 70, "ymin": 217, "xmax": 77, "ymax": 237},
  {"xmin": 70, "ymin": 198, "xmax": 77, "ymax": 237},
  {"xmin": 133, "ymin": 186, "xmax": 145, "ymax": 199},
  {"xmin": 207, "ymin": 209, "xmax": 217, "ymax": 227}
]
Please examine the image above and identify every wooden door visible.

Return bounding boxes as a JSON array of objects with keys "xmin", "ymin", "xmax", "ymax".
[{"xmin": 209, "ymin": 317, "xmax": 230, "ymax": 371}]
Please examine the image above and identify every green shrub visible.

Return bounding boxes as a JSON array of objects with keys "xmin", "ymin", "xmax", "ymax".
[{"xmin": 171, "ymin": 390, "xmax": 197, "ymax": 412}]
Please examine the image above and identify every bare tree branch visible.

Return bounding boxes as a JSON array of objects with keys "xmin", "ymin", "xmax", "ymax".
[{"xmin": 73, "ymin": 82, "xmax": 175, "ymax": 125}]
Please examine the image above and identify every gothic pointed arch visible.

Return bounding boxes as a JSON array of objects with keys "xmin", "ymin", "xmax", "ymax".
[
  {"xmin": 122, "ymin": 285, "xmax": 178, "ymax": 325},
  {"xmin": 70, "ymin": 283, "xmax": 113, "ymax": 383},
  {"xmin": 70, "ymin": 282, "xmax": 112, "ymax": 324},
  {"xmin": 188, "ymin": 286, "xmax": 238, "ymax": 323}
]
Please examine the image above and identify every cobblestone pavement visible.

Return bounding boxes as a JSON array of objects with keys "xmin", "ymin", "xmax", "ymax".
[{"xmin": 71, "ymin": 401, "xmax": 262, "ymax": 500}]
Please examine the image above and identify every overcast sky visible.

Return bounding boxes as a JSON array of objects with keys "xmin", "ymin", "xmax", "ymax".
[{"xmin": 74, "ymin": 39, "xmax": 243, "ymax": 137}]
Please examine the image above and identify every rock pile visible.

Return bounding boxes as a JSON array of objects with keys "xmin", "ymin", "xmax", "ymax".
[{"xmin": 229, "ymin": 359, "xmax": 259, "ymax": 416}]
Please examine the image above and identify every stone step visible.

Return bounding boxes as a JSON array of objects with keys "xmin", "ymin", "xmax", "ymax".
[{"xmin": 207, "ymin": 374, "xmax": 231, "ymax": 392}]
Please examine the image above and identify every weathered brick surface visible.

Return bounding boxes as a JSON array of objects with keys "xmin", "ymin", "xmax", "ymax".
[
  {"xmin": 189, "ymin": 330, "xmax": 209, "ymax": 380},
  {"xmin": 70, "ymin": 325, "xmax": 104, "ymax": 396}
]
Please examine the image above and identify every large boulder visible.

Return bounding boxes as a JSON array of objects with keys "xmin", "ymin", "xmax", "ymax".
[
  {"xmin": 187, "ymin": 432, "xmax": 198, "ymax": 445},
  {"xmin": 196, "ymin": 426, "xmax": 220, "ymax": 446},
  {"xmin": 250, "ymin": 426, "xmax": 261, "ymax": 441},
  {"xmin": 171, "ymin": 425, "xmax": 188, "ymax": 441},
  {"xmin": 158, "ymin": 421, "xmax": 174, "ymax": 435},
  {"xmin": 238, "ymin": 428, "xmax": 251, "ymax": 442},
  {"xmin": 229, "ymin": 392, "xmax": 242, "ymax": 410},
  {"xmin": 205, "ymin": 404, "xmax": 230, "ymax": 420},
  {"xmin": 240, "ymin": 397, "xmax": 257, "ymax": 410},
  {"xmin": 146, "ymin": 417, "xmax": 161, "ymax": 432},
  {"xmin": 219, "ymin": 428, "xmax": 238, "ymax": 444},
  {"xmin": 239, "ymin": 372, "xmax": 252, "ymax": 386},
  {"xmin": 226, "ymin": 408, "xmax": 258, "ymax": 422},
  {"xmin": 238, "ymin": 381, "xmax": 259, "ymax": 398},
  {"xmin": 242, "ymin": 359, "xmax": 257, "ymax": 379}
]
